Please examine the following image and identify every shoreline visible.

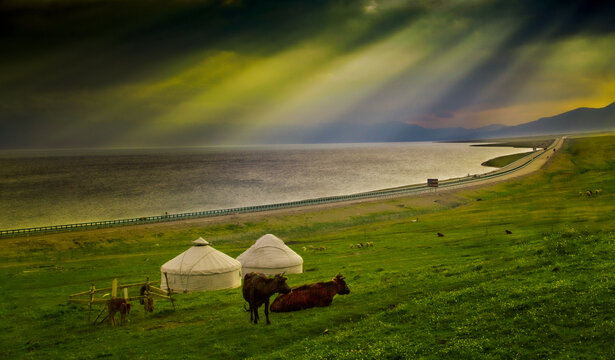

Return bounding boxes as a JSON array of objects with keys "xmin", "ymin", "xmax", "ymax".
[{"xmin": 0, "ymin": 137, "xmax": 564, "ymax": 237}]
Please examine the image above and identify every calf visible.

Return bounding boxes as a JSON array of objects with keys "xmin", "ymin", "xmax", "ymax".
[
  {"xmin": 270, "ymin": 274, "xmax": 350, "ymax": 312},
  {"xmin": 243, "ymin": 272, "xmax": 290, "ymax": 324},
  {"xmin": 107, "ymin": 298, "xmax": 131, "ymax": 326}
]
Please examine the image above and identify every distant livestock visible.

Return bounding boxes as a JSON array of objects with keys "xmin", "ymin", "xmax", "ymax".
[
  {"xmin": 243, "ymin": 272, "xmax": 290, "ymax": 325},
  {"xmin": 270, "ymin": 274, "xmax": 350, "ymax": 312},
  {"xmin": 505, "ymin": 230, "xmax": 512, "ymax": 235},
  {"xmin": 437, "ymin": 232, "xmax": 444, "ymax": 237},
  {"xmin": 583, "ymin": 189, "xmax": 602, "ymax": 197}
]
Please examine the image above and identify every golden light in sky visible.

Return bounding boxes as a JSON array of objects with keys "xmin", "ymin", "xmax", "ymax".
[{"xmin": 1, "ymin": 0, "xmax": 614, "ymax": 148}]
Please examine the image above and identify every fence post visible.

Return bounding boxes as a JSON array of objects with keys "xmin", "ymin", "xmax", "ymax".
[{"xmin": 88, "ymin": 282, "xmax": 95, "ymax": 323}]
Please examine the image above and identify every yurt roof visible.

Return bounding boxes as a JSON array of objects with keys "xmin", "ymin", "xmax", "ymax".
[
  {"xmin": 192, "ymin": 237, "xmax": 210, "ymax": 246},
  {"xmin": 237, "ymin": 234, "xmax": 303, "ymax": 269},
  {"xmin": 161, "ymin": 238, "xmax": 241, "ymax": 275}
]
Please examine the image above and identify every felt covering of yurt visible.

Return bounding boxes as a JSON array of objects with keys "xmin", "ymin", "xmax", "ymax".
[
  {"xmin": 161, "ymin": 237, "xmax": 242, "ymax": 292},
  {"xmin": 236, "ymin": 234, "xmax": 303, "ymax": 275}
]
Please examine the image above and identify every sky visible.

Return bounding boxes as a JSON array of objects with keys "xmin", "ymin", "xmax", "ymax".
[{"xmin": 1, "ymin": 0, "xmax": 614, "ymax": 148}]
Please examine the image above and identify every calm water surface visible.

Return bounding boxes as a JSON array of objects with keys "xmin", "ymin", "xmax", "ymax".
[{"xmin": 0, "ymin": 142, "xmax": 530, "ymax": 229}]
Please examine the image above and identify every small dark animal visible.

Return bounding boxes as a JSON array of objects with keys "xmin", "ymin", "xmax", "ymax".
[
  {"xmin": 107, "ymin": 298, "xmax": 131, "ymax": 326},
  {"xmin": 505, "ymin": 230, "xmax": 512, "ymax": 235},
  {"xmin": 140, "ymin": 285, "xmax": 155, "ymax": 312},
  {"xmin": 437, "ymin": 232, "xmax": 444, "ymax": 237},
  {"xmin": 139, "ymin": 285, "xmax": 147, "ymax": 304},
  {"xmin": 243, "ymin": 272, "xmax": 290, "ymax": 324},
  {"xmin": 270, "ymin": 274, "xmax": 350, "ymax": 312},
  {"xmin": 476, "ymin": 198, "xmax": 482, "ymax": 201}
]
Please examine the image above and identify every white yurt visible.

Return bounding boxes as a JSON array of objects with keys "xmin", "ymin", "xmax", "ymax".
[
  {"xmin": 237, "ymin": 234, "xmax": 303, "ymax": 275},
  {"xmin": 160, "ymin": 237, "xmax": 242, "ymax": 292}
]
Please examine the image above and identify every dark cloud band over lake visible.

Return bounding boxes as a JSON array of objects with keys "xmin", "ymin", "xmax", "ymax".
[{"xmin": 1, "ymin": 0, "xmax": 614, "ymax": 148}]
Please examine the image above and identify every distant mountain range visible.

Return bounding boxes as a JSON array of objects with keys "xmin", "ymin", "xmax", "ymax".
[{"xmin": 262, "ymin": 101, "xmax": 615, "ymax": 143}]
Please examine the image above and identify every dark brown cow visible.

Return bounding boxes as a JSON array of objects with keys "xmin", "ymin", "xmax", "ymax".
[
  {"xmin": 242, "ymin": 272, "xmax": 290, "ymax": 324},
  {"xmin": 270, "ymin": 274, "xmax": 350, "ymax": 312}
]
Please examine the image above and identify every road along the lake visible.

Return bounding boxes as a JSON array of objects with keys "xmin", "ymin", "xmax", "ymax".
[{"xmin": 0, "ymin": 137, "xmax": 565, "ymax": 238}]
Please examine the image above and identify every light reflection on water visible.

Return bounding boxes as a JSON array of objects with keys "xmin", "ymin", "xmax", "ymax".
[{"xmin": 0, "ymin": 142, "xmax": 530, "ymax": 228}]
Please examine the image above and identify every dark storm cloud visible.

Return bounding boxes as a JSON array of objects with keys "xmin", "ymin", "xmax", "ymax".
[
  {"xmin": 457, "ymin": 0, "xmax": 615, "ymax": 42},
  {"xmin": 385, "ymin": 0, "xmax": 615, "ymax": 120},
  {"xmin": 1, "ymin": 0, "xmax": 614, "ymax": 148},
  {"xmin": 0, "ymin": 0, "xmax": 424, "ymax": 91},
  {"xmin": 0, "ymin": 0, "xmax": 331, "ymax": 90}
]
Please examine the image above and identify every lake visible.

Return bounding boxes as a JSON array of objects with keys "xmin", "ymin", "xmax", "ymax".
[{"xmin": 0, "ymin": 142, "xmax": 530, "ymax": 229}]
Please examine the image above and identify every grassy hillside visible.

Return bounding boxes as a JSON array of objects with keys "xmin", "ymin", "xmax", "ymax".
[{"xmin": 1, "ymin": 135, "xmax": 614, "ymax": 359}]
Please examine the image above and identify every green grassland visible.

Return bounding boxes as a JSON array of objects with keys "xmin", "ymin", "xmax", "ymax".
[
  {"xmin": 466, "ymin": 136, "xmax": 555, "ymax": 149},
  {"xmin": 481, "ymin": 151, "xmax": 535, "ymax": 168},
  {"xmin": 1, "ymin": 135, "xmax": 615, "ymax": 359}
]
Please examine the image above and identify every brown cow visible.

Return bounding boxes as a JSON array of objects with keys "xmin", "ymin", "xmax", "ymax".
[
  {"xmin": 242, "ymin": 272, "xmax": 290, "ymax": 324},
  {"xmin": 106, "ymin": 298, "xmax": 131, "ymax": 326},
  {"xmin": 270, "ymin": 274, "xmax": 350, "ymax": 312}
]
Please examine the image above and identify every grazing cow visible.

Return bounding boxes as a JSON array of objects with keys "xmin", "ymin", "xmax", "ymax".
[
  {"xmin": 270, "ymin": 274, "xmax": 350, "ymax": 312},
  {"xmin": 505, "ymin": 230, "xmax": 512, "ymax": 235},
  {"xmin": 437, "ymin": 232, "xmax": 444, "ymax": 237},
  {"xmin": 243, "ymin": 272, "xmax": 290, "ymax": 324}
]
